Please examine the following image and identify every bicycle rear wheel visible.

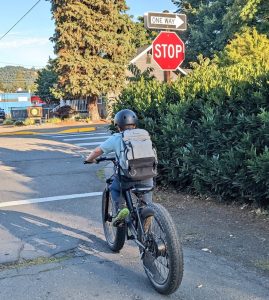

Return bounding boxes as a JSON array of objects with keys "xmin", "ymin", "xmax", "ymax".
[
  {"xmin": 139, "ymin": 203, "xmax": 183, "ymax": 295},
  {"xmin": 102, "ymin": 188, "xmax": 125, "ymax": 252}
]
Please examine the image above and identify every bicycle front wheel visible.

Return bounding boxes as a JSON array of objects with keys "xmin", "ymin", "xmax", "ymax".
[
  {"xmin": 139, "ymin": 203, "xmax": 184, "ymax": 295},
  {"xmin": 102, "ymin": 188, "xmax": 125, "ymax": 252}
]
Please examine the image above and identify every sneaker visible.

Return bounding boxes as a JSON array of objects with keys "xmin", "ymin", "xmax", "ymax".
[{"xmin": 112, "ymin": 208, "xmax": 130, "ymax": 227}]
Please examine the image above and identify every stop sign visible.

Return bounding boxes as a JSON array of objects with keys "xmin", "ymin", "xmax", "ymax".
[{"xmin": 152, "ymin": 31, "xmax": 185, "ymax": 70}]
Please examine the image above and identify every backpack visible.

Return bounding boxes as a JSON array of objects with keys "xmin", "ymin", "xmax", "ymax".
[{"xmin": 119, "ymin": 128, "xmax": 158, "ymax": 181}]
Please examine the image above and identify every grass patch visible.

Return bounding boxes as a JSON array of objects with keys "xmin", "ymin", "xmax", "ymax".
[
  {"xmin": 46, "ymin": 117, "xmax": 62, "ymax": 124},
  {"xmin": 2, "ymin": 119, "xmax": 14, "ymax": 125},
  {"xmin": 96, "ymin": 168, "xmax": 105, "ymax": 180},
  {"xmin": 255, "ymin": 260, "xmax": 269, "ymax": 271},
  {"xmin": 0, "ymin": 255, "xmax": 71, "ymax": 271},
  {"xmin": 24, "ymin": 118, "xmax": 36, "ymax": 126}
]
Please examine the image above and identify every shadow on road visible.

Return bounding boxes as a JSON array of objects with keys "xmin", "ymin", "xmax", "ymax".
[
  {"xmin": 0, "ymin": 210, "xmax": 111, "ymax": 256},
  {"xmin": 0, "ymin": 136, "xmax": 105, "ymax": 215}
]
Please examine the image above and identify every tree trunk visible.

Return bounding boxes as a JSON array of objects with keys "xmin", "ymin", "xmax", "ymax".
[{"xmin": 88, "ymin": 95, "xmax": 100, "ymax": 121}]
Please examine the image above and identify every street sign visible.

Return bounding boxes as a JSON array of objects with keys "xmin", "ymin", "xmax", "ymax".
[
  {"xmin": 152, "ymin": 32, "xmax": 185, "ymax": 70},
  {"xmin": 145, "ymin": 12, "xmax": 187, "ymax": 31},
  {"xmin": 27, "ymin": 106, "xmax": 43, "ymax": 118}
]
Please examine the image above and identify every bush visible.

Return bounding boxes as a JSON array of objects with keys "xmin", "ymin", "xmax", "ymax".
[
  {"xmin": 24, "ymin": 118, "xmax": 36, "ymax": 126},
  {"xmin": 3, "ymin": 119, "xmax": 14, "ymax": 125},
  {"xmin": 53, "ymin": 105, "xmax": 76, "ymax": 120},
  {"xmin": 112, "ymin": 60, "xmax": 269, "ymax": 207},
  {"xmin": 73, "ymin": 114, "xmax": 88, "ymax": 121},
  {"xmin": 46, "ymin": 117, "xmax": 62, "ymax": 124},
  {"xmin": 14, "ymin": 120, "xmax": 24, "ymax": 126}
]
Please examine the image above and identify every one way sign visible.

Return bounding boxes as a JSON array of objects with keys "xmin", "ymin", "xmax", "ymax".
[{"xmin": 144, "ymin": 12, "xmax": 187, "ymax": 31}]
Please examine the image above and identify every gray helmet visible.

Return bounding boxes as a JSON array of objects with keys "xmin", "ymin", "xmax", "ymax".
[{"xmin": 114, "ymin": 109, "xmax": 138, "ymax": 128}]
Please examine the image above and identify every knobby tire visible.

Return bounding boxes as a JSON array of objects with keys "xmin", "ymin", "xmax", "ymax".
[
  {"xmin": 102, "ymin": 189, "xmax": 125, "ymax": 252},
  {"xmin": 139, "ymin": 203, "xmax": 184, "ymax": 295}
]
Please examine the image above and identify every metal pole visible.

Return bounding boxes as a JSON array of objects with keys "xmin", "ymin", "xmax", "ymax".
[
  {"xmin": 163, "ymin": 10, "xmax": 171, "ymax": 84},
  {"xmin": 164, "ymin": 70, "xmax": 171, "ymax": 83}
]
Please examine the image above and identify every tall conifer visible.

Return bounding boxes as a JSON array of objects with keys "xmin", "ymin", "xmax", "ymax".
[
  {"xmin": 49, "ymin": 0, "xmax": 135, "ymax": 120},
  {"xmin": 172, "ymin": 0, "xmax": 269, "ymax": 63}
]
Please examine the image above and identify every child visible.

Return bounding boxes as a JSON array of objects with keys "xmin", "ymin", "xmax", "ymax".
[{"xmin": 85, "ymin": 109, "xmax": 153, "ymax": 226}]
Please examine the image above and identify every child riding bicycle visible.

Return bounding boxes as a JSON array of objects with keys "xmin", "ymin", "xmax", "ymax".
[{"xmin": 85, "ymin": 109, "xmax": 156, "ymax": 226}]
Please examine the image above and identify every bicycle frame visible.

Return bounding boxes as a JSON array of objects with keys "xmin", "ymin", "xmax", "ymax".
[
  {"xmin": 124, "ymin": 190, "xmax": 147, "ymax": 249},
  {"xmin": 100, "ymin": 156, "xmax": 151, "ymax": 250}
]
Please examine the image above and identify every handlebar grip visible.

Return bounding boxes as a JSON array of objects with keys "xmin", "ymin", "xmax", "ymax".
[
  {"xmin": 84, "ymin": 157, "xmax": 116, "ymax": 164},
  {"xmin": 95, "ymin": 157, "xmax": 106, "ymax": 163}
]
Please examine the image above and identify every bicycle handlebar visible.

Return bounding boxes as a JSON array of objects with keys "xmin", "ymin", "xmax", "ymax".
[
  {"xmin": 96, "ymin": 156, "xmax": 116, "ymax": 163},
  {"xmin": 84, "ymin": 156, "xmax": 116, "ymax": 164}
]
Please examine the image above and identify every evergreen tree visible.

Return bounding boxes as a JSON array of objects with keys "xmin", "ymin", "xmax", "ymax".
[
  {"xmin": 222, "ymin": 0, "xmax": 269, "ymax": 43},
  {"xmin": 218, "ymin": 28, "xmax": 269, "ymax": 68},
  {"xmin": 15, "ymin": 69, "xmax": 26, "ymax": 91},
  {"xmin": 35, "ymin": 58, "xmax": 59, "ymax": 104},
  {"xmin": 172, "ymin": 0, "xmax": 230, "ymax": 62},
  {"xmin": 48, "ymin": 0, "xmax": 136, "ymax": 120},
  {"xmin": 172, "ymin": 0, "xmax": 269, "ymax": 63},
  {"xmin": 131, "ymin": 16, "xmax": 158, "ymax": 48},
  {"xmin": 0, "ymin": 81, "xmax": 4, "ymax": 92},
  {"xmin": 0, "ymin": 66, "xmax": 37, "ymax": 92}
]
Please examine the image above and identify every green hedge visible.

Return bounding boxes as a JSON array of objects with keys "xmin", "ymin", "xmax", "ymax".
[
  {"xmin": 156, "ymin": 68, "xmax": 269, "ymax": 207},
  {"xmin": 112, "ymin": 51, "xmax": 269, "ymax": 207}
]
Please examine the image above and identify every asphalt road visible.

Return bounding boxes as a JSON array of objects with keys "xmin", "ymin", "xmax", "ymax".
[{"xmin": 0, "ymin": 125, "xmax": 268, "ymax": 299}]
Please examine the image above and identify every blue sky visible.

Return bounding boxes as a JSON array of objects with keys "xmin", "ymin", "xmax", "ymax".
[{"xmin": 0, "ymin": 0, "xmax": 177, "ymax": 69}]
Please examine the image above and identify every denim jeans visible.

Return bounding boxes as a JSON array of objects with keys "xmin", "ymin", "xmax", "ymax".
[{"xmin": 110, "ymin": 175, "xmax": 154, "ymax": 212}]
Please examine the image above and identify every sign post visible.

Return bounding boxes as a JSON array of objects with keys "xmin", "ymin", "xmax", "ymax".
[{"xmin": 144, "ymin": 11, "xmax": 187, "ymax": 83}]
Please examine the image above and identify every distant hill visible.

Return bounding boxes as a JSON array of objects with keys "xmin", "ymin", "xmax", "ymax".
[{"xmin": 0, "ymin": 66, "xmax": 41, "ymax": 93}]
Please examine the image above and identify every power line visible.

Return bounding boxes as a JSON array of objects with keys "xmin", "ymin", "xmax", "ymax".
[{"xmin": 0, "ymin": 0, "xmax": 42, "ymax": 41}]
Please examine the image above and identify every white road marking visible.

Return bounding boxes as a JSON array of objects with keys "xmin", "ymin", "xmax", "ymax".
[
  {"xmin": 75, "ymin": 142, "xmax": 103, "ymax": 147},
  {"xmin": 63, "ymin": 135, "xmax": 110, "ymax": 142},
  {"xmin": 42, "ymin": 132, "xmax": 109, "ymax": 138},
  {"xmin": 0, "ymin": 192, "xmax": 102, "ymax": 208}
]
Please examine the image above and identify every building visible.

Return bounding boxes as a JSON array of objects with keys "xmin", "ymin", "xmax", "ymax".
[
  {"xmin": 0, "ymin": 92, "xmax": 32, "ymax": 115},
  {"xmin": 31, "ymin": 95, "xmax": 45, "ymax": 105},
  {"xmin": 0, "ymin": 92, "xmax": 47, "ymax": 119}
]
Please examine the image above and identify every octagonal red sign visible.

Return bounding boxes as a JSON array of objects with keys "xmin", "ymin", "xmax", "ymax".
[{"xmin": 152, "ymin": 31, "xmax": 185, "ymax": 70}]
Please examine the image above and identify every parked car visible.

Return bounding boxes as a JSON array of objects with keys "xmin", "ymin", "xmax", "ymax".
[{"xmin": 0, "ymin": 109, "xmax": 6, "ymax": 120}]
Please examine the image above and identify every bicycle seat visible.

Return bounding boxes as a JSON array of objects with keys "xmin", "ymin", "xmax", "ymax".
[{"xmin": 131, "ymin": 184, "xmax": 153, "ymax": 194}]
